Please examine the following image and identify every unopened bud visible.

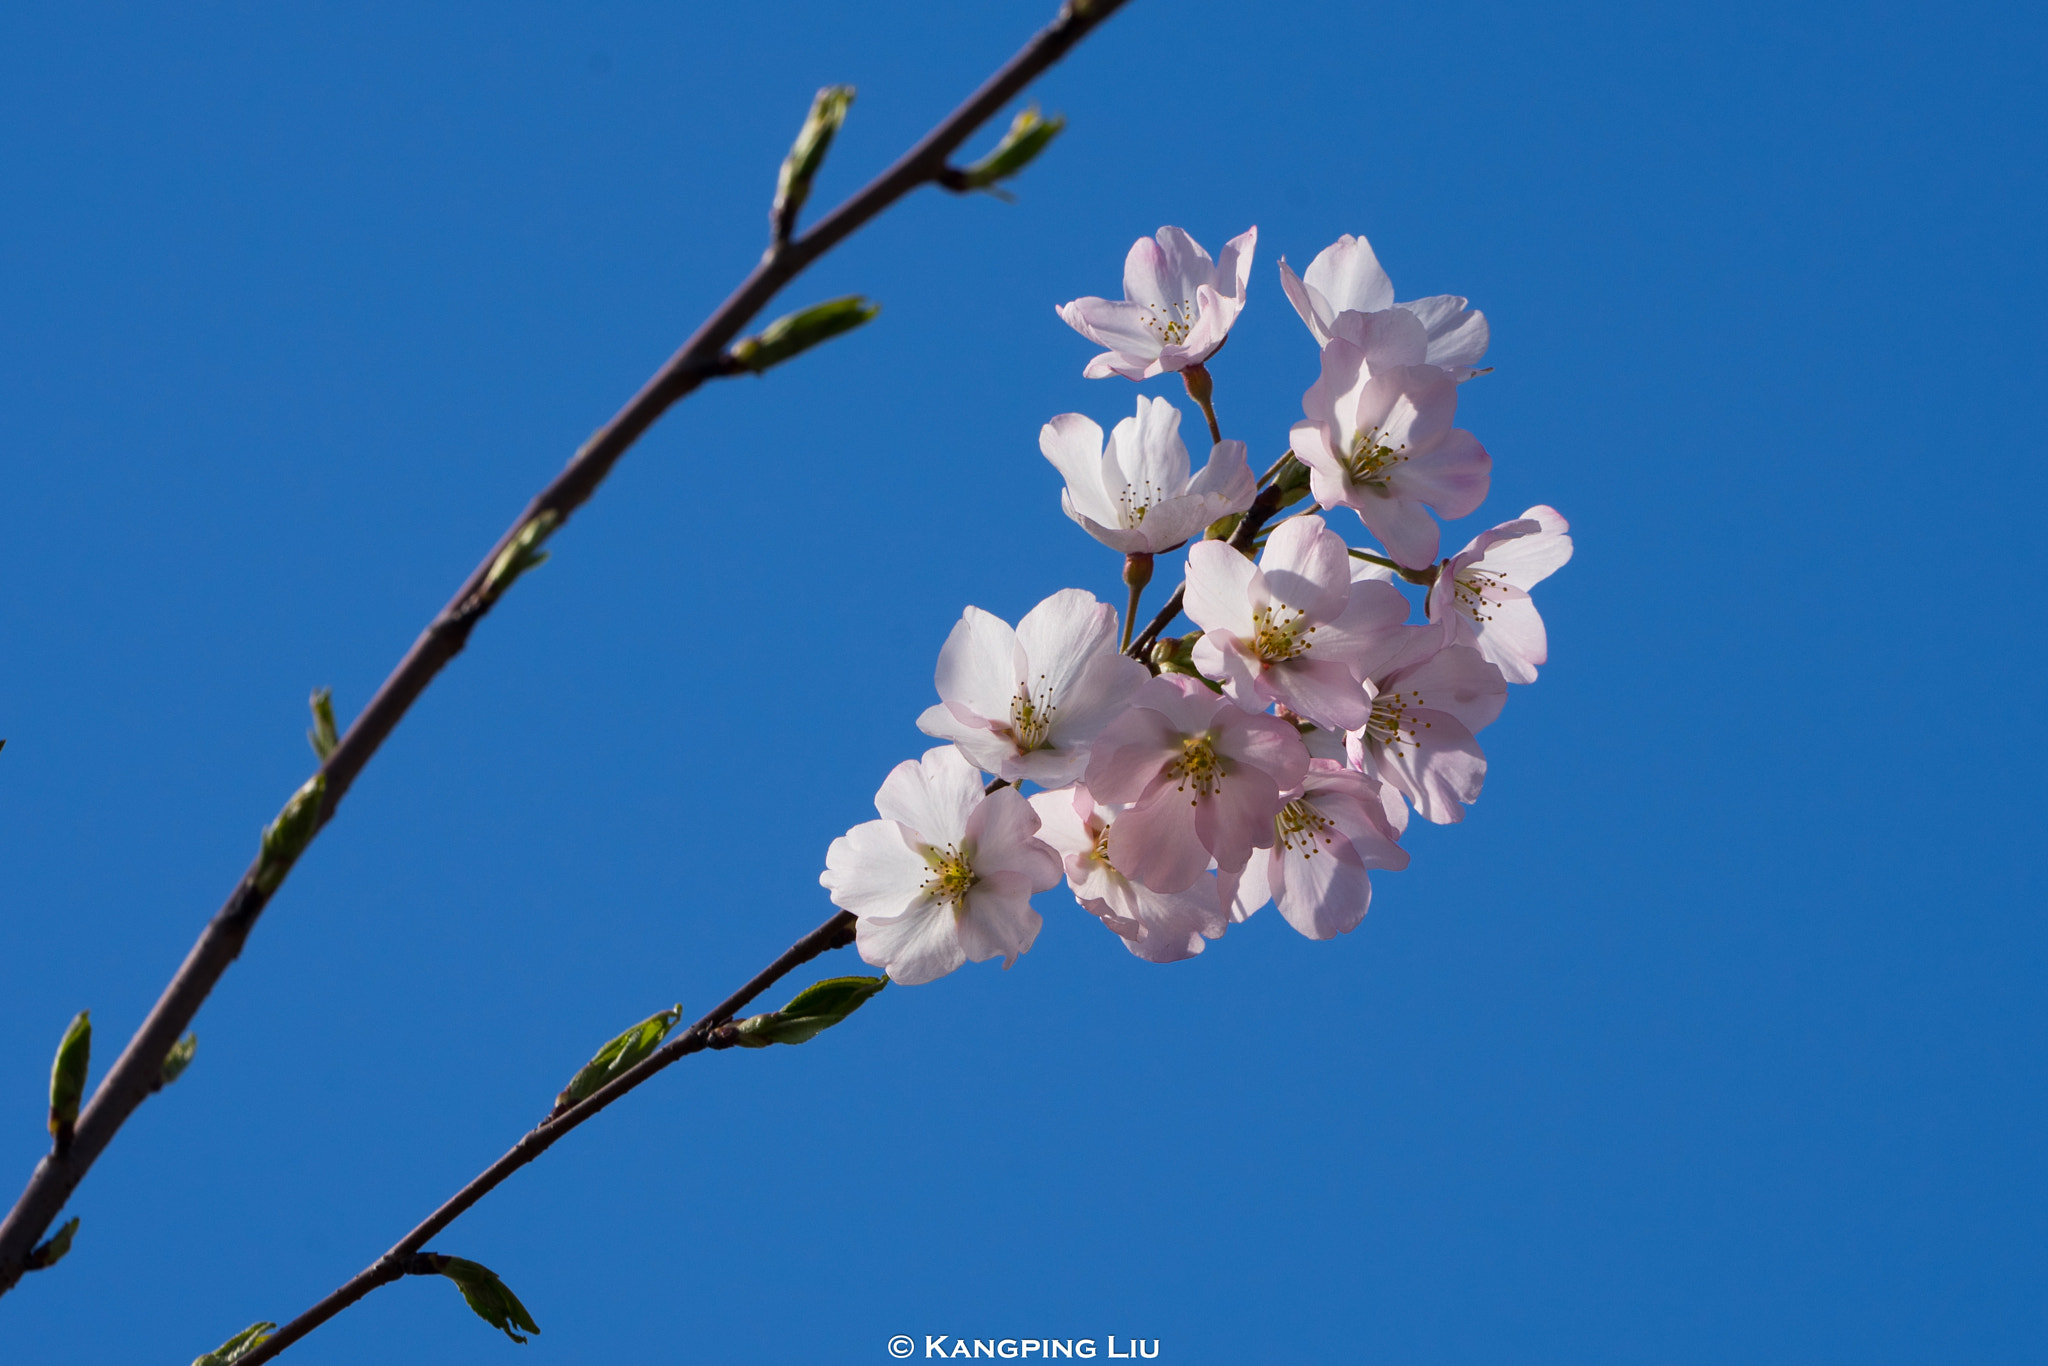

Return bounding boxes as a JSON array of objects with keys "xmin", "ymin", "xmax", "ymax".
[
  {"xmin": 949, "ymin": 104, "xmax": 1066, "ymax": 195},
  {"xmin": 772, "ymin": 85, "xmax": 855, "ymax": 243},
  {"xmin": 727, "ymin": 296, "xmax": 880, "ymax": 374},
  {"xmin": 1122, "ymin": 551, "xmax": 1154, "ymax": 590},
  {"xmin": 255, "ymin": 773, "xmax": 326, "ymax": 894},
  {"xmin": 1150, "ymin": 635, "xmax": 1201, "ymax": 677},
  {"xmin": 48, "ymin": 1011, "xmax": 90, "ymax": 1153}
]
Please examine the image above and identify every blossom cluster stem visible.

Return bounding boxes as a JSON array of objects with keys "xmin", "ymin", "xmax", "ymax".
[
  {"xmin": 0, "ymin": 0, "xmax": 1135, "ymax": 1295},
  {"xmin": 233, "ymin": 910, "xmax": 859, "ymax": 1365}
]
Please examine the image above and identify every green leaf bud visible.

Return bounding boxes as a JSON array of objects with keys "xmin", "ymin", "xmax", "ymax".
[
  {"xmin": 727, "ymin": 296, "xmax": 880, "ymax": 374},
  {"xmin": 731, "ymin": 974, "xmax": 886, "ymax": 1048},
  {"xmin": 48, "ymin": 1010, "xmax": 90, "ymax": 1151},
  {"xmin": 191, "ymin": 1321, "xmax": 277, "ymax": 1366},
  {"xmin": 554, "ymin": 1005, "xmax": 682, "ymax": 1112},
  {"xmin": 255, "ymin": 773, "xmax": 327, "ymax": 894},
  {"xmin": 953, "ymin": 104, "xmax": 1066, "ymax": 194},
  {"xmin": 23, "ymin": 1216, "xmax": 78, "ymax": 1272},
  {"xmin": 307, "ymin": 687, "xmax": 339, "ymax": 761},
  {"xmin": 159, "ymin": 1032, "xmax": 198, "ymax": 1089},
  {"xmin": 772, "ymin": 84, "xmax": 855, "ymax": 243},
  {"xmin": 480, "ymin": 509, "xmax": 560, "ymax": 607}
]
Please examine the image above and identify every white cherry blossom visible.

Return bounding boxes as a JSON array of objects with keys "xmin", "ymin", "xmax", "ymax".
[
  {"xmin": 1226, "ymin": 760, "xmax": 1409, "ymax": 940},
  {"xmin": 1346, "ymin": 644, "xmax": 1507, "ymax": 825},
  {"xmin": 1029, "ymin": 785, "xmax": 1229, "ymax": 963},
  {"xmin": 1057, "ymin": 225, "xmax": 1257, "ymax": 380},
  {"xmin": 1182, "ymin": 514, "xmax": 1429, "ymax": 730},
  {"xmin": 1291, "ymin": 348, "xmax": 1490, "ymax": 569},
  {"xmin": 1426, "ymin": 506, "xmax": 1574, "ymax": 684},
  {"xmin": 1277, "ymin": 233, "xmax": 1490, "ymax": 381},
  {"xmin": 820, "ymin": 746, "xmax": 1062, "ymax": 985},
  {"xmin": 917, "ymin": 589, "xmax": 1151, "ymax": 787},
  {"xmin": 1039, "ymin": 397, "xmax": 1255, "ymax": 554}
]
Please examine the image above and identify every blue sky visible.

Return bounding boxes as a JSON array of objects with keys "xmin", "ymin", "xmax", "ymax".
[{"xmin": 2, "ymin": 1, "xmax": 2043, "ymax": 1362}]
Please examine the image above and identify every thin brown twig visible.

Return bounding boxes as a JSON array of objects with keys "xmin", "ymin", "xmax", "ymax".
[
  {"xmin": 234, "ymin": 910, "xmax": 857, "ymax": 1364},
  {"xmin": 0, "ymin": 0, "xmax": 1132, "ymax": 1292},
  {"xmin": 1125, "ymin": 480, "xmax": 1289, "ymax": 661}
]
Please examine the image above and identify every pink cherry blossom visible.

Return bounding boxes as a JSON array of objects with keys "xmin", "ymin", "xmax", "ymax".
[
  {"xmin": 820, "ymin": 745, "xmax": 1062, "ymax": 985},
  {"xmin": 1057, "ymin": 225, "xmax": 1257, "ymax": 381},
  {"xmin": 1426, "ymin": 505, "xmax": 1574, "ymax": 684},
  {"xmin": 1290, "ymin": 347, "xmax": 1490, "ymax": 569},
  {"xmin": 1029, "ymin": 785, "xmax": 1230, "ymax": 963},
  {"xmin": 1277, "ymin": 233, "xmax": 1491, "ymax": 381},
  {"xmin": 1183, "ymin": 514, "xmax": 1430, "ymax": 731},
  {"xmin": 917, "ymin": 589, "xmax": 1151, "ymax": 787},
  {"xmin": 1345, "ymin": 643, "xmax": 1506, "ymax": 825},
  {"xmin": 1039, "ymin": 397, "xmax": 1255, "ymax": 554},
  {"xmin": 1083, "ymin": 673, "xmax": 1310, "ymax": 892},
  {"xmin": 1226, "ymin": 760, "xmax": 1409, "ymax": 940}
]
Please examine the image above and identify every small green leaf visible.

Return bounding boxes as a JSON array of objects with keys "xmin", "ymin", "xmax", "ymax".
[
  {"xmin": 727, "ymin": 296, "xmax": 880, "ymax": 374},
  {"xmin": 23, "ymin": 1216, "xmax": 78, "ymax": 1271},
  {"xmin": 160, "ymin": 1032, "xmax": 198, "ymax": 1088},
  {"xmin": 772, "ymin": 85, "xmax": 855, "ymax": 240},
  {"xmin": 554, "ymin": 1006, "xmax": 682, "ymax": 1111},
  {"xmin": 953, "ymin": 104, "xmax": 1067, "ymax": 194},
  {"xmin": 48, "ymin": 1010, "xmax": 90, "ymax": 1148},
  {"xmin": 307, "ymin": 687, "xmax": 339, "ymax": 761},
  {"xmin": 480, "ymin": 509, "xmax": 560, "ymax": 607},
  {"xmin": 255, "ymin": 773, "xmax": 326, "ymax": 894},
  {"xmin": 732, "ymin": 974, "xmax": 886, "ymax": 1048},
  {"xmin": 191, "ymin": 1321, "xmax": 276, "ymax": 1366},
  {"xmin": 432, "ymin": 1256, "xmax": 541, "ymax": 1344}
]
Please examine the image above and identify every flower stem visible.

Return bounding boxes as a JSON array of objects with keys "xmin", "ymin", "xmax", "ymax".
[
  {"xmin": 1181, "ymin": 363, "xmax": 1222, "ymax": 444},
  {"xmin": 1346, "ymin": 547, "xmax": 1441, "ymax": 586}
]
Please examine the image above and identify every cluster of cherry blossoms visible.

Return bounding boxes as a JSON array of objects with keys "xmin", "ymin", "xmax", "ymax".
[{"xmin": 821, "ymin": 224, "xmax": 1572, "ymax": 985}]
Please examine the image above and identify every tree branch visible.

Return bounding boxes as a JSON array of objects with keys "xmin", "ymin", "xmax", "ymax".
[
  {"xmin": 1126, "ymin": 481, "xmax": 1289, "ymax": 660},
  {"xmin": 0, "ymin": 0, "xmax": 1131, "ymax": 1293},
  {"xmin": 232, "ymin": 910, "xmax": 857, "ymax": 1364}
]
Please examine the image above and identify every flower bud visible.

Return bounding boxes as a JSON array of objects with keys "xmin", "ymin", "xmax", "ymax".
[
  {"xmin": 772, "ymin": 85, "xmax": 855, "ymax": 243},
  {"xmin": 48, "ymin": 1010, "xmax": 90, "ymax": 1152},
  {"xmin": 1122, "ymin": 551, "xmax": 1154, "ymax": 591},
  {"xmin": 727, "ymin": 296, "xmax": 880, "ymax": 374}
]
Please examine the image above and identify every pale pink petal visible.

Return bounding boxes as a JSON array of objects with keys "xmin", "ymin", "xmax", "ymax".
[
  {"xmin": 955, "ymin": 871, "xmax": 1044, "ymax": 968},
  {"xmin": 820, "ymin": 819, "xmax": 932, "ymax": 922},
  {"xmin": 1183, "ymin": 541, "xmax": 1260, "ymax": 638},
  {"xmin": 1083, "ymin": 703, "xmax": 1182, "ymax": 805},
  {"xmin": 1395, "ymin": 426, "xmax": 1491, "ymax": 522},
  {"xmin": 855, "ymin": 903, "xmax": 965, "ymax": 985},
  {"xmin": 1325, "ymin": 308, "xmax": 1430, "ymax": 372},
  {"xmin": 1355, "ymin": 492, "xmax": 1443, "ymax": 570},
  {"xmin": 931, "ymin": 609, "xmax": 1021, "ymax": 723},
  {"xmin": 1277, "ymin": 257, "xmax": 1334, "ymax": 343},
  {"xmin": 1302, "ymin": 234, "xmax": 1394, "ymax": 315},
  {"xmin": 1271, "ymin": 838, "xmax": 1373, "ymax": 940},
  {"xmin": 1107, "ymin": 785, "xmax": 1210, "ymax": 893},
  {"xmin": 1263, "ymin": 656, "xmax": 1372, "ymax": 731},
  {"xmin": 1256, "ymin": 514, "xmax": 1350, "ymax": 622}
]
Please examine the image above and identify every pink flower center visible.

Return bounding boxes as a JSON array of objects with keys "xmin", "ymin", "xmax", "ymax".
[
  {"xmin": 1166, "ymin": 732, "xmax": 1225, "ymax": 799},
  {"xmin": 1140, "ymin": 299, "xmax": 1196, "ymax": 346},
  {"xmin": 1251, "ymin": 604, "xmax": 1316, "ymax": 664},
  {"xmin": 1003, "ymin": 682, "xmax": 1057, "ymax": 752},
  {"xmin": 921, "ymin": 845, "xmax": 979, "ymax": 910},
  {"xmin": 1275, "ymin": 799, "xmax": 1338, "ymax": 859},
  {"xmin": 1364, "ymin": 686, "xmax": 1433, "ymax": 757},
  {"xmin": 1452, "ymin": 570, "xmax": 1506, "ymax": 623},
  {"xmin": 1345, "ymin": 428, "xmax": 1409, "ymax": 489}
]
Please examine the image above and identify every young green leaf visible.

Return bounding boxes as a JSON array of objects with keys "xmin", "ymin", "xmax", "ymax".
[
  {"xmin": 951, "ymin": 104, "xmax": 1067, "ymax": 195},
  {"xmin": 553, "ymin": 1005, "xmax": 682, "ymax": 1112},
  {"xmin": 427, "ymin": 1256, "xmax": 541, "ymax": 1344},
  {"xmin": 23, "ymin": 1216, "xmax": 78, "ymax": 1271},
  {"xmin": 731, "ymin": 974, "xmax": 887, "ymax": 1047},
  {"xmin": 191, "ymin": 1321, "xmax": 276, "ymax": 1366},
  {"xmin": 479, "ymin": 509, "xmax": 560, "ymax": 607},
  {"xmin": 48, "ymin": 1010, "xmax": 91, "ymax": 1150}
]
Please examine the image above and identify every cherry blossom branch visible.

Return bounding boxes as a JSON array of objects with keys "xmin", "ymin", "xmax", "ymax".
[
  {"xmin": 234, "ymin": 910, "xmax": 858, "ymax": 1365},
  {"xmin": 0, "ymin": 0, "xmax": 1132, "ymax": 1293}
]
